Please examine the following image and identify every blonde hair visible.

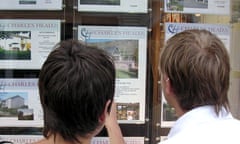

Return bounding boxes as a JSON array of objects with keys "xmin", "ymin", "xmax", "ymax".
[{"xmin": 160, "ymin": 29, "xmax": 230, "ymax": 114}]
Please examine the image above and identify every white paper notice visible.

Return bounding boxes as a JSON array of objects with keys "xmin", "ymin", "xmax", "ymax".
[
  {"xmin": 0, "ymin": 135, "xmax": 43, "ymax": 144},
  {"xmin": 0, "ymin": 0, "xmax": 63, "ymax": 10},
  {"xmin": 164, "ymin": 0, "xmax": 230, "ymax": 15},
  {"xmin": 0, "ymin": 78, "xmax": 43, "ymax": 127},
  {"xmin": 0, "ymin": 19, "xmax": 61, "ymax": 69},
  {"xmin": 78, "ymin": 0, "xmax": 148, "ymax": 13},
  {"xmin": 91, "ymin": 137, "xmax": 145, "ymax": 144},
  {"xmin": 0, "ymin": 135, "xmax": 144, "ymax": 144},
  {"xmin": 78, "ymin": 26, "xmax": 147, "ymax": 124},
  {"xmin": 165, "ymin": 23, "xmax": 230, "ymax": 52}
]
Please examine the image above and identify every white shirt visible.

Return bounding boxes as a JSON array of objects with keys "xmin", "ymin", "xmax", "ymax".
[{"xmin": 159, "ymin": 105, "xmax": 240, "ymax": 144}]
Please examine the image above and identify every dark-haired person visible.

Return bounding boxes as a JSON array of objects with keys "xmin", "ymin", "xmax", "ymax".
[
  {"xmin": 34, "ymin": 40, "xmax": 125, "ymax": 144},
  {"xmin": 159, "ymin": 29, "xmax": 240, "ymax": 144}
]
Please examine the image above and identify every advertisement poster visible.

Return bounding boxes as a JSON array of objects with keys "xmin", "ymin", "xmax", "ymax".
[
  {"xmin": 161, "ymin": 92, "xmax": 177, "ymax": 127},
  {"xmin": 92, "ymin": 137, "xmax": 145, "ymax": 144},
  {"xmin": 78, "ymin": 26, "xmax": 147, "ymax": 124},
  {"xmin": 0, "ymin": 135, "xmax": 42, "ymax": 144},
  {"xmin": 0, "ymin": 78, "xmax": 43, "ymax": 127},
  {"xmin": 0, "ymin": 0, "xmax": 62, "ymax": 10},
  {"xmin": 165, "ymin": 23, "xmax": 230, "ymax": 52},
  {"xmin": 164, "ymin": 0, "xmax": 230, "ymax": 15},
  {"xmin": 0, "ymin": 136, "xmax": 144, "ymax": 144},
  {"xmin": 162, "ymin": 23, "xmax": 230, "ymax": 127},
  {"xmin": 0, "ymin": 19, "xmax": 61, "ymax": 69},
  {"xmin": 78, "ymin": 0, "xmax": 148, "ymax": 13}
]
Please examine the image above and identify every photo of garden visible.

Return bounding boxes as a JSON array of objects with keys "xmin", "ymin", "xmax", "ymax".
[{"xmin": 0, "ymin": 31, "xmax": 31, "ymax": 60}]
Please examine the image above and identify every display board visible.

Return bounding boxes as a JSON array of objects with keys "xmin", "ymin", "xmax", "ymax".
[
  {"xmin": 0, "ymin": 135, "xmax": 145, "ymax": 144},
  {"xmin": 78, "ymin": 0, "xmax": 148, "ymax": 13},
  {"xmin": 165, "ymin": 22, "xmax": 230, "ymax": 51},
  {"xmin": 78, "ymin": 26, "xmax": 148, "ymax": 124},
  {"xmin": 164, "ymin": 0, "xmax": 230, "ymax": 15},
  {"xmin": 0, "ymin": 0, "xmax": 63, "ymax": 10},
  {"xmin": 0, "ymin": 78, "xmax": 42, "ymax": 127},
  {"xmin": 0, "ymin": 19, "xmax": 61, "ymax": 69}
]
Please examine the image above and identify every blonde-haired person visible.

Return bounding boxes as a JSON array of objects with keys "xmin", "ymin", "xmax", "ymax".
[{"xmin": 159, "ymin": 29, "xmax": 240, "ymax": 144}]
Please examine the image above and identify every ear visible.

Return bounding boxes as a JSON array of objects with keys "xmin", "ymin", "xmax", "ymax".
[
  {"xmin": 99, "ymin": 100, "xmax": 112, "ymax": 123},
  {"xmin": 162, "ymin": 74, "xmax": 173, "ymax": 96},
  {"xmin": 164, "ymin": 77, "xmax": 173, "ymax": 96}
]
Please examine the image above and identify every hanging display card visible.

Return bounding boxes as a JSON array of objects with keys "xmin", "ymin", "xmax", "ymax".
[
  {"xmin": 0, "ymin": 0, "xmax": 63, "ymax": 10},
  {"xmin": 0, "ymin": 135, "xmax": 43, "ymax": 144},
  {"xmin": 165, "ymin": 23, "xmax": 230, "ymax": 51},
  {"xmin": 78, "ymin": 0, "xmax": 148, "ymax": 13},
  {"xmin": 0, "ymin": 78, "xmax": 43, "ymax": 127},
  {"xmin": 164, "ymin": 0, "xmax": 230, "ymax": 15},
  {"xmin": 92, "ymin": 137, "xmax": 145, "ymax": 144},
  {"xmin": 0, "ymin": 19, "xmax": 61, "ymax": 69},
  {"xmin": 0, "ymin": 135, "xmax": 144, "ymax": 144},
  {"xmin": 161, "ymin": 92, "xmax": 177, "ymax": 128},
  {"xmin": 78, "ymin": 26, "xmax": 147, "ymax": 124},
  {"xmin": 161, "ymin": 22, "xmax": 230, "ymax": 127}
]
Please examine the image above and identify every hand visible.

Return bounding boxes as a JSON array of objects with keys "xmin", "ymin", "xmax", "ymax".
[
  {"xmin": 105, "ymin": 102, "xmax": 118, "ymax": 129},
  {"xmin": 105, "ymin": 102, "xmax": 125, "ymax": 144}
]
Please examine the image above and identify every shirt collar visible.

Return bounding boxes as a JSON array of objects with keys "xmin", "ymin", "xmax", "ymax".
[{"xmin": 168, "ymin": 105, "xmax": 232, "ymax": 138}]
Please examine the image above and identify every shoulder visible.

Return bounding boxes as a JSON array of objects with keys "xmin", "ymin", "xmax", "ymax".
[{"xmin": 32, "ymin": 139, "xmax": 48, "ymax": 144}]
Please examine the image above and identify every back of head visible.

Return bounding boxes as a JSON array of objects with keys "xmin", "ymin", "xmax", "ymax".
[
  {"xmin": 38, "ymin": 39, "xmax": 116, "ymax": 142},
  {"xmin": 160, "ymin": 29, "xmax": 230, "ymax": 114}
]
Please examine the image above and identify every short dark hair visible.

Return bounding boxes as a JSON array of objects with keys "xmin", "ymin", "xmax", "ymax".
[
  {"xmin": 38, "ymin": 39, "xmax": 116, "ymax": 142},
  {"xmin": 160, "ymin": 29, "xmax": 230, "ymax": 114}
]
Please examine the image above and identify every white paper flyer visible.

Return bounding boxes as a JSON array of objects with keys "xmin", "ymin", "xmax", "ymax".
[
  {"xmin": 164, "ymin": 0, "xmax": 230, "ymax": 15},
  {"xmin": 0, "ymin": 0, "xmax": 63, "ymax": 10},
  {"xmin": 0, "ymin": 135, "xmax": 144, "ymax": 144},
  {"xmin": 92, "ymin": 137, "xmax": 145, "ymax": 144},
  {"xmin": 0, "ymin": 78, "xmax": 43, "ymax": 127},
  {"xmin": 78, "ymin": 0, "xmax": 148, "ymax": 13},
  {"xmin": 0, "ymin": 135, "xmax": 43, "ymax": 144},
  {"xmin": 165, "ymin": 22, "xmax": 230, "ymax": 52},
  {"xmin": 0, "ymin": 19, "xmax": 61, "ymax": 69},
  {"xmin": 161, "ymin": 92, "xmax": 177, "ymax": 127},
  {"xmin": 78, "ymin": 26, "xmax": 147, "ymax": 124}
]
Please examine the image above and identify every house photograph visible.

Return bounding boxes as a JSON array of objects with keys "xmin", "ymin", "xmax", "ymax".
[
  {"xmin": 86, "ymin": 39, "xmax": 139, "ymax": 78},
  {"xmin": 0, "ymin": 92, "xmax": 28, "ymax": 118}
]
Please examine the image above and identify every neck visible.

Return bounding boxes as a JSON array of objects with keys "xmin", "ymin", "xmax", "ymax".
[
  {"xmin": 174, "ymin": 105, "xmax": 186, "ymax": 117},
  {"xmin": 36, "ymin": 133, "xmax": 92, "ymax": 144}
]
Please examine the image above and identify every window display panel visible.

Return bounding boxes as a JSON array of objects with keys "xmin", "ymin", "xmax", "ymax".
[
  {"xmin": 164, "ymin": 0, "xmax": 230, "ymax": 15},
  {"xmin": 0, "ymin": 78, "xmax": 43, "ymax": 127},
  {"xmin": 0, "ymin": 0, "xmax": 63, "ymax": 10},
  {"xmin": 0, "ymin": 19, "xmax": 61, "ymax": 69},
  {"xmin": 78, "ymin": 26, "xmax": 148, "ymax": 124},
  {"xmin": 165, "ymin": 22, "xmax": 230, "ymax": 51},
  {"xmin": 78, "ymin": 0, "xmax": 148, "ymax": 13}
]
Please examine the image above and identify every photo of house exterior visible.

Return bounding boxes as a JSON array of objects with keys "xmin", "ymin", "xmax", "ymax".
[{"xmin": 1, "ymin": 95, "xmax": 24, "ymax": 109}]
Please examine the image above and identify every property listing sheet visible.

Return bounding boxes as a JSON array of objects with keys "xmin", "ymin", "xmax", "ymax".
[
  {"xmin": 165, "ymin": 23, "xmax": 230, "ymax": 51},
  {"xmin": 0, "ymin": 135, "xmax": 144, "ymax": 144},
  {"xmin": 0, "ymin": 0, "xmax": 62, "ymax": 10},
  {"xmin": 164, "ymin": 0, "xmax": 230, "ymax": 15},
  {"xmin": 0, "ymin": 78, "xmax": 43, "ymax": 127},
  {"xmin": 78, "ymin": 0, "xmax": 148, "ymax": 13},
  {"xmin": 0, "ymin": 19, "xmax": 61, "ymax": 69},
  {"xmin": 78, "ymin": 26, "xmax": 148, "ymax": 124}
]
